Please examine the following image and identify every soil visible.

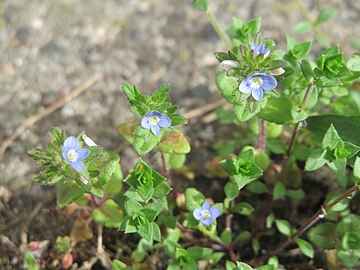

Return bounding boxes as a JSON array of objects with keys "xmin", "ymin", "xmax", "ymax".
[{"xmin": 1, "ymin": 0, "xmax": 359, "ymax": 269}]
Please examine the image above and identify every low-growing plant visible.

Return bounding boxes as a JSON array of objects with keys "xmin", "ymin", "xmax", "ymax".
[{"xmin": 27, "ymin": 0, "xmax": 360, "ymax": 269}]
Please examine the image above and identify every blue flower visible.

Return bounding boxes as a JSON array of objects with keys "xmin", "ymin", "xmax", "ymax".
[
  {"xmin": 239, "ymin": 73, "xmax": 277, "ymax": 101},
  {"xmin": 251, "ymin": 43, "xmax": 270, "ymax": 58},
  {"xmin": 62, "ymin": 136, "xmax": 90, "ymax": 173},
  {"xmin": 141, "ymin": 110, "xmax": 171, "ymax": 135},
  {"xmin": 193, "ymin": 201, "xmax": 221, "ymax": 226}
]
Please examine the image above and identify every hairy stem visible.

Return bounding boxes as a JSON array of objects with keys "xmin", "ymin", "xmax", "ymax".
[
  {"xmin": 207, "ymin": 11, "xmax": 232, "ymax": 50},
  {"xmin": 286, "ymin": 83, "xmax": 315, "ymax": 157},
  {"xmin": 256, "ymin": 119, "xmax": 266, "ymax": 152},
  {"xmin": 250, "ymin": 184, "xmax": 358, "ymax": 265}
]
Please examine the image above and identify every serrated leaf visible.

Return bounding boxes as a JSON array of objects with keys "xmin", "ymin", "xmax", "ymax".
[{"xmin": 216, "ymin": 71, "xmax": 238, "ymax": 103}]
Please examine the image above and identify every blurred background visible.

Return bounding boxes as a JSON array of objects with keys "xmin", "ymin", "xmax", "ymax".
[{"xmin": 0, "ymin": 0, "xmax": 359, "ymax": 266}]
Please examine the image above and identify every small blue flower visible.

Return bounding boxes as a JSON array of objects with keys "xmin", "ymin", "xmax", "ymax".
[
  {"xmin": 62, "ymin": 136, "xmax": 90, "ymax": 173},
  {"xmin": 141, "ymin": 110, "xmax": 172, "ymax": 135},
  {"xmin": 239, "ymin": 73, "xmax": 277, "ymax": 101},
  {"xmin": 251, "ymin": 43, "xmax": 270, "ymax": 58},
  {"xmin": 193, "ymin": 201, "xmax": 221, "ymax": 226}
]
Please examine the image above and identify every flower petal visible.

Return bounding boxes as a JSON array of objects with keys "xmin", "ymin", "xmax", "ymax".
[
  {"xmin": 193, "ymin": 208, "xmax": 202, "ymax": 221},
  {"xmin": 201, "ymin": 217, "xmax": 214, "ymax": 226},
  {"xmin": 252, "ymin": 87, "xmax": 264, "ymax": 101},
  {"xmin": 261, "ymin": 74, "xmax": 277, "ymax": 90},
  {"xmin": 239, "ymin": 78, "xmax": 252, "ymax": 94},
  {"xmin": 150, "ymin": 124, "xmax": 160, "ymax": 135},
  {"xmin": 63, "ymin": 136, "xmax": 79, "ymax": 150},
  {"xmin": 210, "ymin": 206, "xmax": 221, "ymax": 219},
  {"xmin": 77, "ymin": 148, "xmax": 90, "ymax": 161},
  {"xmin": 158, "ymin": 114, "xmax": 171, "ymax": 128},
  {"xmin": 202, "ymin": 201, "xmax": 210, "ymax": 211},
  {"xmin": 62, "ymin": 148, "xmax": 70, "ymax": 162},
  {"xmin": 71, "ymin": 161, "xmax": 85, "ymax": 173},
  {"xmin": 141, "ymin": 116, "xmax": 151, "ymax": 129}
]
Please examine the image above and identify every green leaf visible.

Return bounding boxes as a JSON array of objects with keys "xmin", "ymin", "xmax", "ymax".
[
  {"xmin": 273, "ymin": 182, "xmax": 286, "ymax": 200},
  {"xmin": 316, "ymin": 45, "xmax": 340, "ymax": 70},
  {"xmin": 112, "ymin": 260, "xmax": 128, "ymax": 270},
  {"xmin": 133, "ymin": 125, "xmax": 162, "ymax": 155},
  {"xmin": 305, "ymin": 149, "xmax": 327, "ymax": 171},
  {"xmin": 55, "ymin": 236, "xmax": 71, "ymax": 253},
  {"xmin": 233, "ymin": 97, "xmax": 266, "ymax": 122},
  {"xmin": 118, "ymin": 120, "xmax": 137, "ymax": 144},
  {"xmin": 347, "ymin": 53, "xmax": 360, "ymax": 71},
  {"xmin": 92, "ymin": 199, "xmax": 124, "ymax": 228},
  {"xmin": 316, "ymin": 8, "xmax": 336, "ymax": 25},
  {"xmin": 224, "ymin": 182, "xmax": 239, "ymax": 200},
  {"xmin": 187, "ymin": 246, "xmax": 213, "ymax": 260},
  {"xmin": 300, "ymin": 60, "xmax": 315, "ymax": 83},
  {"xmin": 56, "ymin": 178, "xmax": 85, "ymax": 208},
  {"xmin": 192, "ymin": 0, "xmax": 210, "ymax": 12},
  {"xmin": 308, "ymin": 222, "xmax": 336, "ymax": 249},
  {"xmin": 306, "ymin": 114, "xmax": 360, "ymax": 146},
  {"xmin": 233, "ymin": 202, "xmax": 255, "ymax": 216},
  {"xmin": 258, "ymin": 97, "xmax": 307, "ymax": 124},
  {"xmin": 337, "ymin": 249, "xmax": 360, "ymax": 269},
  {"xmin": 221, "ymin": 231, "xmax": 232, "ymax": 245},
  {"xmin": 286, "ymin": 189, "xmax": 305, "ymax": 200},
  {"xmin": 167, "ymin": 153, "xmax": 186, "ymax": 169},
  {"xmin": 216, "ymin": 71, "xmax": 239, "ymax": 103},
  {"xmin": 354, "ymin": 156, "xmax": 360, "ymax": 178},
  {"xmin": 48, "ymin": 127, "xmax": 66, "ymax": 146},
  {"xmin": 246, "ymin": 181, "xmax": 268, "ymax": 194},
  {"xmin": 295, "ymin": 238, "xmax": 314, "ymax": 258},
  {"xmin": 293, "ymin": 21, "xmax": 312, "ymax": 34},
  {"xmin": 153, "ymin": 182, "xmax": 172, "ymax": 199},
  {"xmin": 124, "ymin": 199, "xmax": 143, "ymax": 215},
  {"xmin": 152, "ymin": 222, "xmax": 161, "ymax": 242},
  {"xmin": 267, "ymin": 139, "xmax": 286, "ymax": 154},
  {"xmin": 23, "ymin": 251, "xmax": 40, "ymax": 270},
  {"xmin": 185, "ymin": 188, "xmax": 205, "ymax": 212},
  {"xmin": 291, "ymin": 41, "xmax": 312, "ymax": 59},
  {"xmin": 275, "ymin": 219, "xmax": 292, "ymax": 236},
  {"xmin": 158, "ymin": 129, "xmax": 191, "ymax": 154}
]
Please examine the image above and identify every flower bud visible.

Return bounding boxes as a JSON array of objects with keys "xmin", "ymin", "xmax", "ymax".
[{"xmin": 220, "ymin": 60, "xmax": 239, "ymax": 71}]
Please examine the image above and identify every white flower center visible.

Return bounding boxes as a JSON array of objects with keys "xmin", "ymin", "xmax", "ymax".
[
  {"xmin": 149, "ymin": 115, "xmax": 159, "ymax": 125},
  {"xmin": 201, "ymin": 209, "xmax": 211, "ymax": 219},
  {"xmin": 250, "ymin": 77, "xmax": 263, "ymax": 88},
  {"xmin": 67, "ymin": 149, "xmax": 78, "ymax": 162}
]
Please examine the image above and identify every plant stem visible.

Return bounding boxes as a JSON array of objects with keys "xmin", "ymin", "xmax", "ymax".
[
  {"xmin": 286, "ymin": 83, "xmax": 315, "ymax": 157},
  {"xmin": 160, "ymin": 152, "xmax": 168, "ymax": 178},
  {"xmin": 207, "ymin": 11, "xmax": 232, "ymax": 50},
  {"xmin": 256, "ymin": 119, "xmax": 266, "ymax": 152},
  {"xmin": 250, "ymin": 184, "xmax": 358, "ymax": 265}
]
